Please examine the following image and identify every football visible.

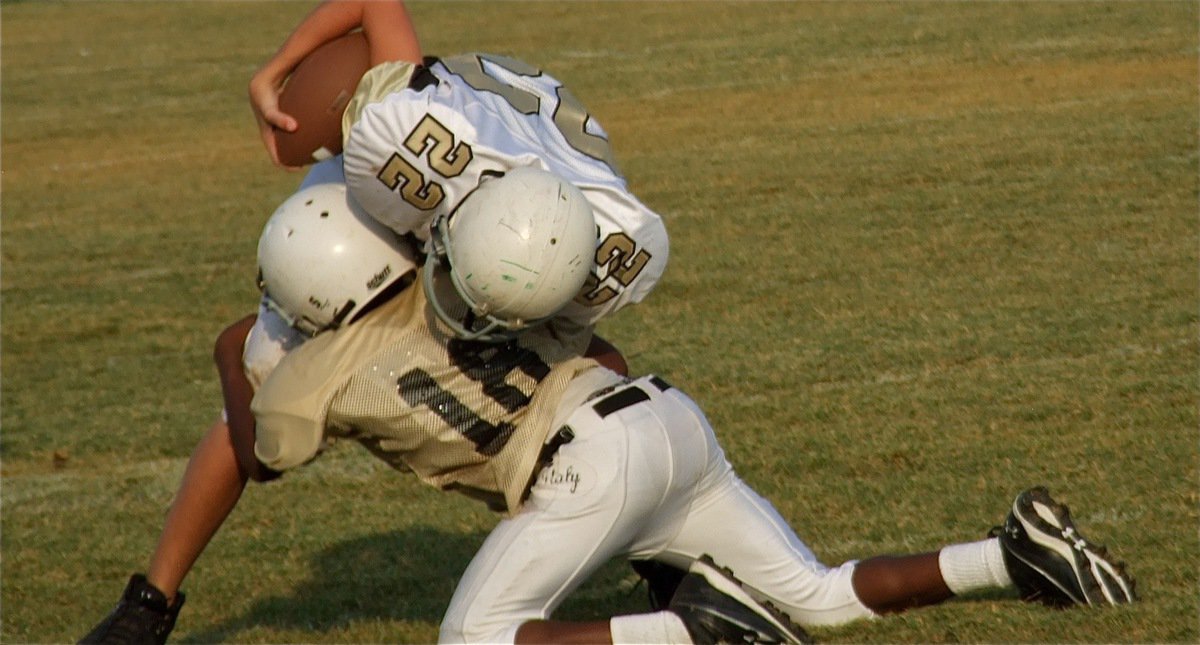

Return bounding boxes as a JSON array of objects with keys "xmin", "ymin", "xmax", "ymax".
[{"xmin": 274, "ymin": 31, "xmax": 371, "ymax": 167}]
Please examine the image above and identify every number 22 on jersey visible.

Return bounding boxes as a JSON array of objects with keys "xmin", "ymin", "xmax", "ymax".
[{"xmin": 374, "ymin": 54, "xmax": 619, "ymax": 212}]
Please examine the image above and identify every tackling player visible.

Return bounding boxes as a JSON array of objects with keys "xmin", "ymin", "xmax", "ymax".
[
  {"xmin": 83, "ymin": 171, "xmax": 1134, "ymax": 643},
  {"xmin": 248, "ymin": 170, "xmax": 1137, "ymax": 643},
  {"xmin": 86, "ymin": 3, "xmax": 671, "ymax": 637}
]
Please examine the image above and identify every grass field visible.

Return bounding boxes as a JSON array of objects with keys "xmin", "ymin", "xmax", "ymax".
[{"xmin": 2, "ymin": 1, "xmax": 1197, "ymax": 642}]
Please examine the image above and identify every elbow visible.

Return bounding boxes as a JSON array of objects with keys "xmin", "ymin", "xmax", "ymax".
[{"xmin": 236, "ymin": 444, "xmax": 282, "ymax": 483}]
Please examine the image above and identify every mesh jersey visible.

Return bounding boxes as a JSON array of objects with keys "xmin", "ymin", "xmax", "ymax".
[
  {"xmin": 251, "ymin": 285, "xmax": 618, "ymax": 515},
  {"xmin": 341, "ymin": 54, "xmax": 668, "ymax": 327}
]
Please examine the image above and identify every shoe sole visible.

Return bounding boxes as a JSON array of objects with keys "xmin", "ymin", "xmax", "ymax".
[
  {"xmin": 1010, "ymin": 487, "xmax": 1136, "ymax": 605},
  {"xmin": 688, "ymin": 555, "xmax": 812, "ymax": 644}
]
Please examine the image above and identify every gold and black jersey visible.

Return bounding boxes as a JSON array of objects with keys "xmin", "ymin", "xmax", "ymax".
[{"xmin": 251, "ymin": 286, "xmax": 604, "ymax": 515}]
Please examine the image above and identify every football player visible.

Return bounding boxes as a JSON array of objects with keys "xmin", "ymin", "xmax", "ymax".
[
  {"xmin": 83, "ymin": 171, "xmax": 1134, "ymax": 643},
  {"xmin": 249, "ymin": 170, "xmax": 1137, "ymax": 643},
  {"xmin": 79, "ymin": 174, "xmax": 795, "ymax": 644},
  {"xmin": 249, "ymin": 0, "xmax": 669, "ymax": 331}
]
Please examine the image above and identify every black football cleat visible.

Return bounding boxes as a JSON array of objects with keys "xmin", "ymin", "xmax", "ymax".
[
  {"xmin": 80, "ymin": 574, "xmax": 184, "ymax": 645},
  {"xmin": 631, "ymin": 558, "xmax": 688, "ymax": 610},
  {"xmin": 991, "ymin": 487, "xmax": 1136, "ymax": 607},
  {"xmin": 668, "ymin": 555, "xmax": 812, "ymax": 644}
]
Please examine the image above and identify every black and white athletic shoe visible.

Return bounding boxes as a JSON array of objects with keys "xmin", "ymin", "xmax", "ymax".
[
  {"xmin": 668, "ymin": 555, "xmax": 812, "ymax": 644},
  {"xmin": 991, "ymin": 487, "xmax": 1136, "ymax": 607},
  {"xmin": 80, "ymin": 574, "xmax": 184, "ymax": 645}
]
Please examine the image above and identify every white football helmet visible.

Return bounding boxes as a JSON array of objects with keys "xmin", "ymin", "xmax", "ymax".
[
  {"xmin": 257, "ymin": 182, "xmax": 418, "ymax": 336},
  {"xmin": 423, "ymin": 167, "xmax": 597, "ymax": 341}
]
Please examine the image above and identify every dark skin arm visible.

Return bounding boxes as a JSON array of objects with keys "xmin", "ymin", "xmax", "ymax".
[
  {"xmin": 585, "ymin": 334, "xmax": 628, "ymax": 376},
  {"xmin": 214, "ymin": 314, "xmax": 281, "ymax": 482}
]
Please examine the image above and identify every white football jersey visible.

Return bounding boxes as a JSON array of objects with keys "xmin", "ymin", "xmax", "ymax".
[{"xmin": 342, "ymin": 54, "xmax": 668, "ymax": 326}]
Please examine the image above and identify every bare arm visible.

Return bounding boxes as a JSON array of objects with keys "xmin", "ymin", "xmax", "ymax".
[
  {"xmin": 214, "ymin": 314, "xmax": 281, "ymax": 482},
  {"xmin": 249, "ymin": 0, "xmax": 422, "ymax": 167},
  {"xmin": 585, "ymin": 334, "xmax": 629, "ymax": 377}
]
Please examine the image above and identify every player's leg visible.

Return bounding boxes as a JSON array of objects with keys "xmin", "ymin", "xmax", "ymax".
[
  {"xmin": 82, "ymin": 311, "xmax": 304, "ymax": 643},
  {"xmin": 145, "ymin": 417, "xmax": 247, "ymax": 600},
  {"xmin": 81, "ymin": 315, "xmax": 259, "ymax": 643},
  {"xmin": 439, "ymin": 378, "xmax": 808, "ymax": 644},
  {"xmin": 517, "ymin": 555, "xmax": 810, "ymax": 645},
  {"xmin": 438, "ymin": 401, "xmax": 681, "ymax": 643},
  {"xmin": 849, "ymin": 486, "xmax": 1137, "ymax": 610},
  {"xmin": 668, "ymin": 476, "xmax": 1132, "ymax": 621},
  {"xmin": 80, "ymin": 415, "xmax": 244, "ymax": 644},
  {"xmin": 663, "ymin": 475, "xmax": 995, "ymax": 623},
  {"xmin": 657, "ymin": 453, "xmax": 876, "ymax": 626},
  {"xmin": 150, "ymin": 307, "xmax": 307, "ymax": 587},
  {"xmin": 649, "ymin": 386, "xmax": 968, "ymax": 625},
  {"xmin": 656, "ymin": 388, "xmax": 1134, "ymax": 625}
]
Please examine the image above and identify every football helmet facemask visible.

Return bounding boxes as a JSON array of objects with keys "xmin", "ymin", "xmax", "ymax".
[
  {"xmin": 423, "ymin": 167, "xmax": 597, "ymax": 342},
  {"xmin": 257, "ymin": 182, "xmax": 418, "ymax": 336}
]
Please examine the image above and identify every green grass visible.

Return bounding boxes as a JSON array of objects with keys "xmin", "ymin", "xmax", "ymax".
[{"xmin": 3, "ymin": 1, "xmax": 1197, "ymax": 642}]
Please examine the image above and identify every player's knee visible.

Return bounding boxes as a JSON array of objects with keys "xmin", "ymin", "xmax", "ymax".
[{"xmin": 777, "ymin": 560, "xmax": 877, "ymax": 627}]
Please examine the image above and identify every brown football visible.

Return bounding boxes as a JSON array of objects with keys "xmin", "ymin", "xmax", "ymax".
[{"xmin": 274, "ymin": 31, "xmax": 370, "ymax": 167}]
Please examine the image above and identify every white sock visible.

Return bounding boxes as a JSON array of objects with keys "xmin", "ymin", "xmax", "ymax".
[
  {"xmin": 610, "ymin": 611, "xmax": 694, "ymax": 644},
  {"xmin": 938, "ymin": 538, "xmax": 1013, "ymax": 595}
]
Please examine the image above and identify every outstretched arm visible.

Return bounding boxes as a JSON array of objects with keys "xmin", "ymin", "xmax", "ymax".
[{"xmin": 249, "ymin": 0, "xmax": 421, "ymax": 167}]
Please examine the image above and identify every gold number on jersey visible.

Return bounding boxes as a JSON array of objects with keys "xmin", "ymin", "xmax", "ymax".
[
  {"xmin": 405, "ymin": 114, "xmax": 473, "ymax": 177},
  {"xmin": 377, "ymin": 114, "xmax": 473, "ymax": 211},
  {"xmin": 574, "ymin": 232, "xmax": 652, "ymax": 306},
  {"xmin": 440, "ymin": 54, "xmax": 621, "ymax": 175}
]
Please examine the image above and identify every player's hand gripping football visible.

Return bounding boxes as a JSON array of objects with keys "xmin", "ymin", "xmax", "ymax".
[{"xmin": 248, "ymin": 65, "xmax": 301, "ymax": 171}]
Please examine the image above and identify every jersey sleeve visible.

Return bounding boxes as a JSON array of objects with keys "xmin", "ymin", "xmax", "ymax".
[{"xmin": 251, "ymin": 331, "xmax": 341, "ymax": 472}]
